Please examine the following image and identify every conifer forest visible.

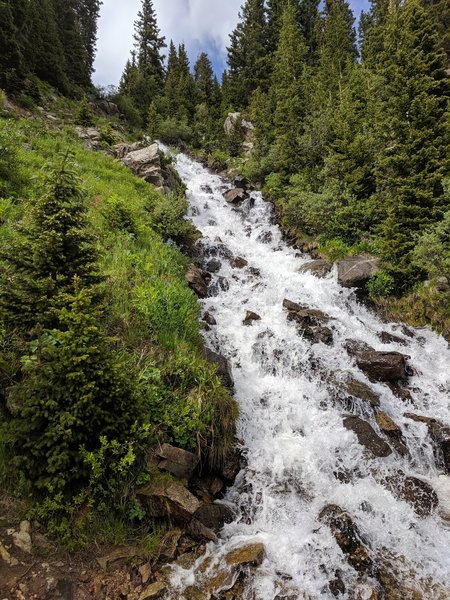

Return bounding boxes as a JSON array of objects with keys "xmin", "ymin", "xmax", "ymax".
[{"xmin": 0, "ymin": 0, "xmax": 450, "ymax": 598}]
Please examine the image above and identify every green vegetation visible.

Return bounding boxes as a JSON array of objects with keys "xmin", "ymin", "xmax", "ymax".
[{"xmin": 0, "ymin": 113, "xmax": 237, "ymax": 548}]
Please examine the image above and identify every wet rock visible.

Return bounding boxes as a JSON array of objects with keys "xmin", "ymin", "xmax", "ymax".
[
  {"xmin": 206, "ymin": 258, "xmax": 221, "ymax": 273},
  {"xmin": 378, "ymin": 331, "xmax": 407, "ymax": 346},
  {"xmin": 344, "ymin": 339, "xmax": 373, "ymax": 356},
  {"xmin": 347, "ymin": 344, "xmax": 409, "ymax": 383},
  {"xmin": 187, "ymin": 519, "xmax": 218, "ymax": 543},
  {"xmin": 386, "ymin": 475, "xmax": 438, "ymax": 517},
  {"xmin": 343, "ymin": 416, "xmax": 392, "ymax": 457},
  {"xmin": 302, "ymin": 325, "xmax": 334, "ymax": 346},
  {"xmin": 12, "ymin": 520, "xmax": 32, "ymax": 554},
  {"xmin": 203, "ymin": 311, "xmax": 217, "ymax": 326},
  {"xmin": 233, "ymin": 175, "xmax": 249, "ymax": 189},
  {"xmin": 319, "ymin": 505, "xmax": 373, "ymax": 574},
  {"xmin": 233, "ymin": 256, "xmax": 248, "ymax": 269},
  {"xmin": 194, "ymin": 503, "xmax": 234, "ymax": 531},
  {"xmin": 243, "ymin": 311, "xmax": 261, "ymax": 326},
  {"xmin": 202, "ymin": 347, "xmax": 234, "ymax": 390},
  {"xmin": 139, "ymin": 581, "xmax": 167, "ymax": 599},
  {"xmin": 256, "ymin": 230, "xmax": 273, "ymax": 244},
  {"xmin": 249, "ymin": 267, "xmax": 261, "ymax": 277},
  {"xmin": 386, "ymin": 382, "xmax": 413, "ymax": 402},
  {"xmin": 329, "ymin": 571, "xmax": 346, "ymax": 596},
  {"xmin": 336, "ymin": 377, "xmax": 381, "ymax": 408},
  {"xmin": 208, "ymin": 276, "xmax": 230, "ymax": 296},
  {"xmin": 224, "ymin": 188, "xmax": 248, "ymax": 204},
  {"xmin": 187, "ymin": 264, "xmax": 210, "ymax": 298},
  {"xmin": 201, "ymin": 184, "xmax": 213, "ymax": 193},
  {"xmin": 137, "ymin": 479, "xmax": 201, "ymax": 521},
  {"xmin": 225, "ymin": 543, "xmax": 265, "ymax": 567},
  {"xmin": 375, "ymin": 412, "xmax": 409, "ymax": 456},
  {"xmin": 337, "ymin": 255, "xmax": 379, "ymax": 288},
  {"xmin": 156, "ymin": 443, "xmax": 199, "ymax": 479},
  {"xmin": 404, "ymin": 413, "xmax": 450, "ymax": 474},
  {"xmin": 158, "ymin": 528, "xmax": 182, "ymax": 560},
  {"xmin": 299, "ymin": 260, "xmax": 333, "ymax": 278},
  {"xmin": 222, "ymin": 445, "xmax": 243, "ymax": 482},
  {"xmin": 283, "ymin": 300, "xmax": 330, "ymax": 325}
]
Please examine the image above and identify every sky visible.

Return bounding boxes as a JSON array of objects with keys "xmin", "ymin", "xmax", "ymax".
[{"xmin": 93, "ymin": 0, "xmax": 370, "ymax": 89}]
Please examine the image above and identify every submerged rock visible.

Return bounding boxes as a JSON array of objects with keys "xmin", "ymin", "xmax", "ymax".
[
  {"xmin": 224, "ymin": 188, "xmax": 248, "ymax": 204},
  {"xmin": 319, "ymin": 505, "xmax": 373, "ymax": 574},
  {"xmin": 337, "ymin": 255, "xmax": 379, "ymax": 288},
  {"xmin": 233, "ymin": 256, "xmax": 248, "ymax": 268},
  {"xmin": 344, "ymin": 340, "xmax": 409, "ymax": 383},
  {"xmin": 335, "ymin": 376, "xmax": 381, "ymax": 408},
  {"xmin": 225, "ymin": 543, "xmax": 265, "ymax": 567},
  {"xmin": 283, "ymin": 299, "xmax": 333, "ymax": 345},
  {"xmin": 343, "ymin": 416, "xmax": 392, "ymax": 457},
  {"xmin": 385, "ymin": 474, "xmax": 438, "ymax": 517}
]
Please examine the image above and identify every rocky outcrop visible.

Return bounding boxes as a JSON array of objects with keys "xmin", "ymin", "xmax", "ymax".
[
  {"xmin": 93, "ymin": 99, "xmax": 120, "ymax": 118},
  {"xmin": 137, "ymin": 479, "xmax": 201, "ymax": 521},
  {"xmin": 299, "ymin": 259, "xmax": 333, "ymax": 278},
  {"xmin": 224, "ymin": 112, "xmax": 255, "ymax": 155},
  {"xmin": 75, "ymin": 126, "xmax": 101, "ymax": 150},
  {"xmin": 337, "ymin": 255, "xmax": 379, "ymax": 288},
  {"xmin": 156, "ymin": 444, "xmax": 199, "ymax": 480},
  {"xmin": 343, "ymin": 416, "xmax": 392, "ymax": 457},
  {"xmin": 114, "ymin": 141, "xmax": 182, "ymax": 195}
]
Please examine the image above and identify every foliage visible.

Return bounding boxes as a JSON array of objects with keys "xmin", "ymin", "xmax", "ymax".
[
  {"xmin": 158, "ymin": 117, "xmax": 193, "ymax": 145},
  {"xmin": 412, "ymin": 209, "xmax": 450, "ymax": 281},
  {"xmin": 76, "ymin": 97, "xmax": 95, "ymax": 127},
  {"xmin": 367, "ymin": 271, "xmax": 396, "ymax": 299}
]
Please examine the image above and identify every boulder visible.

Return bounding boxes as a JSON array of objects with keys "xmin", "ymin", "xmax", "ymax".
[
  {"xmin": 187, "ymin": 264, "xmax": 210, "ymax": 298},
  {"xmin": 194, "ymin": 503, "xmax": 234, "ymax": 531},
  {"xmin": 386, "ymin": 382, "xmax": 413, "ymax": 402},
  {"xmin": 343, "ymin": 416, "xmax": 392, "ymax": 457},
  {"xmin": 378, "ymin": 331, "xmax": 407, "ymax": 346},
  {"xmin": 233, "ymin": 256, "xmax": 248, "ymax": 269},
  {"xmin": 319, "ymin": 505, "xmax": 373, "ymax": 574},
  {"xmin": 206, "ymin": 258, "xmax": 221, "ymax": 273},
  {"xmin": 302, "ymin": 325, "xmax": 334, "ymax": 346},
  {"xmin": 336, "ymin": 377, "xmax": 381, "ymax": 408},
  {"xmin": 186, "ymin": 519, "xmax": 218, "ymax": 543},
  {"xmin": 156, "ymin": 443, "xmax": 199, "ymax": 480},
  {"xmin": 203, "ymin": 311, "xmax": 217, "ymax": 326},
  {"xmin": 122, "ymin": 143, "xmax": 166, "ymax": 189},
  {"xmin": 75, "ymin": 126, "xmax": 101, "ymax": 150},
  {"xmin": 224, "ymin": 112, "xmax": 254, "ymax": 138},
  {"xmin": 386, "ymin": 475, "xmax": 438, "ymax": 517},
  {"xmin": 202, "ymin": 347, "xmax": 234, "ymax": 389},
  {"xmin": 12, "ymin": 520, "xmax": 32, "ymax": 554},
  {"xmin": 283, "ymin": 299, "xmax": 332, "ymax": 344},
  {"xmin": 337, "ymin": 255, "xmax": 379, "ymax": 288},
  {"xmin": 224, "ymin": 188, "xmax": 248, "ymax": 204},
  {"xmin": 225, "ymin": 543, "xmax": 265, "ymax": 567},
  {"xmin": 137, "ymin": 479, "xmax": 201, "ymax": 521},
  {"xmin": 93, "ymin": 99, "xmax": 120, "ymax": 118},
  {"xmin": 375, "ymin": 412, "xmax": 409, "ymax": 456},
  {"xmin": 299, "ymin": 260, "xmax": 333, "ymax": 278},
  {"xmin": 233, "ymin": 175, "xmax": 249, "ymax": 189},
  {"xmin": 140, "ymin": 582, "xmax": 167, "ymax": 600},
  {"xmin": 346, "ymin": 341, "xmax": 409, "ymax": 383},
  {"xmin": 158, "ymin": 528, "xmax": 182, "ymax": 560},
  {"xmin": 222, "ymin": 445, "xmax": 243, "ymax": 482},
  {"xmin": 243, "ymin": 311, "xmax": 261, "ymax": 326}
]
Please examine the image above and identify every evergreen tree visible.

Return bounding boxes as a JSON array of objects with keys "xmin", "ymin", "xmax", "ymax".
[
  {"xmin": 298, "ymin": 0, "xmax": 321, "ymax": 65},
  {"xmin": 78, "ymin": 0, "xmax": 102, "ymax": 79},
  {"xmin": 271, "ymin": 2, "xmax": 308, "ymax": 174},
  {"xmin": 227, "ymin": 0, "xmax": 268, "ymax": 108},
  {"xmin": 54, "ymin": 0, "xmax": 90, "ymax": 90},
  {"xmin": 194, "ymin": 52, "xmax": 215, "ymax": 106},
  {"xmin": 0, "ymin": 153, "xmax": 101, "ymax": 332},
  {"xmin": 0, "ymin": 0, "xmax": 26, "ymax": 93},
  {"xmin": 175, "ymin": 43, "xmax": 196, "ymax": 121},
  {"xmin": 374, "ymin": 0, "xmax": 450, "ymax": 291},
  {"xmin": 163, "ymin": 41, "xmax": 179, "ymax": 117},
  {"xmin": 423, "ymin": 0, "xmax": 450, "ymax": 64},
  {"xmin": 133, "ymin": 0, "xmax": 166, "ymax": 83},
  {"xmin": 8, "ymin": 285, "xmax": 137, "ymax": 493}
]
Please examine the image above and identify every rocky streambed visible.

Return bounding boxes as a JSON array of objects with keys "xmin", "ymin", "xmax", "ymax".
[{"xmin": 160, "ymin": 149, "xmax": 450, "ymax": 599}]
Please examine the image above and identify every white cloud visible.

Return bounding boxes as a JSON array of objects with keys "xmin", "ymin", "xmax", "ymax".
[{"xmin": 93, "ymin": 0, "xmax": 243, "ymax": 87}]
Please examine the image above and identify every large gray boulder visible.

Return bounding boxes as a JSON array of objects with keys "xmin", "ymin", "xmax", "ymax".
[
  {"xmin": 156, "ymin": 443, "xmax": 199, "ymax": 480},
  {"xmin": 137, "ymin": 479, "xmax": 200, "ymax": 521},
  {"xmin": 337, "ymin": 255, "xmax": 379, "ymax": 288},
  {"xmin": 122, "ymin": 143, "xmax": 167, "ymax": 192}
]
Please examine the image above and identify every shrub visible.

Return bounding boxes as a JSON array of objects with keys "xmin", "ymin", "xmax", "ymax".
[
  {"xmin": 412, "ymin": 210, "xmax": 450, "ymax": 281},
  {"xmin": 158, "ymin": 118, "xmax": 193, "ymax": 145},
  {"xmin": 101, "ymin": 194, "xmax": 137, "ymax": 234},
  {"xmin": 207, "ymin": 150, "xmax": 229, "ymax": 171},
  {"xmin": 147, "ymin": 191, "xmax": 196, "ymax": 242},
  {"xmin": 0, "ymin": 121, "xmax": 21, "ymax": 197},
  {"xmin": 99, "ymin": 124, "xmax": 116, "ymax": 147},
  {"xmin": 367, "ymin": 271, "xmax": 396, "ymax": 298},
  {"xmin": 76, "ymin": 97, "xmax": 95, "ymax": 127}
]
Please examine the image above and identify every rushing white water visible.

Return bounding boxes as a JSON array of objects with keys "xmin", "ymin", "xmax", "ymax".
[{"xmin": 166, "ymin": 150, "xmax": 450, "ymax": 599}]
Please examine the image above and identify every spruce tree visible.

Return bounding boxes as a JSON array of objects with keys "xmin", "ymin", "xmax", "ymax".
[
  {"xmin": 134, "ymin": 0, "xmax": 166, "ymax": 83},
  {"xmin": 194, "ymin": 52, "xmax": 214, "ymax": 106},
  {"xmin": 8, "ymin": 285, "xmax": 137, "ymax": 493},
  {"xmin": 374, "ymin": 0, "xmax": 450, "ymax": 291},
  {"xmin": 78, "ymin": 0, "xmax": 102, "ymax": 79},
  {"xmin": 0, "ymin": 153, "xmax": 101, "ymax": 332},
  {"xmin": 227, "ymin": 0, "xmax": 268, "ymax": 108}
]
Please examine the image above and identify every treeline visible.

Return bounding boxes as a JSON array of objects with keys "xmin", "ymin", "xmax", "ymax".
[
  {"xmin": 119, "ymin": 0, "xmax": 450, "ymax": 298},
  {"xmin": 0, "ymin": 0, "xmax": 101, "ymax": 97}
]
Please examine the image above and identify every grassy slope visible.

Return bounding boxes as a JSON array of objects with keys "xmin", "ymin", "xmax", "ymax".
[{"xmin": 0, "ymin": 98, "xmax": 237, "ymax": 550}]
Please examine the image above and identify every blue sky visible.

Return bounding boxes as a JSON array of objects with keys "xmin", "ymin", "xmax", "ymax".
[{"xmin": 94, "ymin": 0, "xmax": 370, "ymax": 88}]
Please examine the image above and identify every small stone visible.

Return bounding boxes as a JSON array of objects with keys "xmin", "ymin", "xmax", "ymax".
[
  {"xmin": 233, "ymin": 256, "xmax": 248, "ymax": 269},
  {"xmin": 13, "ymin": 521, "xmax": 32, "ymax": 554},
  {"xmin": 375, "ymin": 412, "xmax": 401, "ymax": 433},
  {"xmin": 243, "ymin": 311, "xmax": 261, "ymax": 326},
  {"xmin": 203, "ymin": 312, "xmax": 217, "ymax": 326},
  {"xmin": 299, "ymin": 260, "xmax": 333, "ymax": 279},
  {"xmin": 139, "ymin": 563, "xmax": 152, "ymax": 585}
]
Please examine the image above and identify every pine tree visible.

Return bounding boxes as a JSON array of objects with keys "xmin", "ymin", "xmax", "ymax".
[
  {"xmin": 0, "ymin": 0, "xmax": 26, "ymax": 93},
  {"xmin": 227, "ymin": 0, "xmax": 268, "ymax": 108},
  {"xmin": 374, "ymin": 0, "xmax": 450, "ymax": 291},
  {"xmin": 163, "ymin": 41, "xmax": 179, "ymax": 117},
  {"xmin": 194, "ymin": 52, "xmax": 214, "ymax": 106},
  {"xmin": 133, "ymin": 0, "xmax": 166, "ymax": 83},
  {"xmin": 54, "ymin": 0, "xmax": 90, "ymax": 90},
  {"xmin": 176, "ymin": 44, "xmax": 196, "ymax": 122},
  {"xmin": 8, "ymin": 285, "xmax": 137, "ymax": 493},
  {"xmin": 271, "ymin": 1, "xmax": 308, "ymax": 174},
  {"xmin": 423, "ymin": 0, "xmax": 450, "ymax": 64},
  {"xmin": 78, "ymin": 0, "xmax": 102, "ymax": 79},
  {"xmin": 0, "ymin": 153, "xmax": 101, "ymax": 332}
]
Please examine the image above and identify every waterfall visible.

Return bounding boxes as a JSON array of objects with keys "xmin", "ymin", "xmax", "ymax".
[{"xmin": 165, "ymin": 149, "xmax": 450, "ymax": 599}]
